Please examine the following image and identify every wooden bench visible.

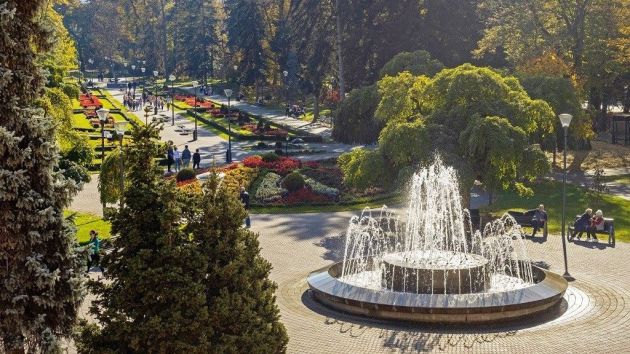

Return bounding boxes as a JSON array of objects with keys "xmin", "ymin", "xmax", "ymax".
[
  {"xmin": 568, "ymin": 216, "xmax": 615, "ymax": 246},
  {"xmin": 507, "ymin": 210, "xmax": 548, "ymax": 237}
]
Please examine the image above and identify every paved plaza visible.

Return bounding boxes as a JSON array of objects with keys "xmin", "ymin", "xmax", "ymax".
[{"xmin": 249, "ymin": 211, "xmax": 630, "ymax": 353}]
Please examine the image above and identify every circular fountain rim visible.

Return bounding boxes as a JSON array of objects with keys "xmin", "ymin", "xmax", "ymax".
[
  {"xmin": 307, "ymin": 261, "xmax": 568, "ymax": 323},
  {"xmin": 382, "ymin": 250, "xmax": 489, "ymax": 270}
]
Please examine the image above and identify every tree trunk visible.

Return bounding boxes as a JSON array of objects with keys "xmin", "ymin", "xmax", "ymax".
[
  {"xmin": 312, "ymin": 92, "xmax": 320, "ymax": 123},
  {"xmin": 334, "ymin": 0, "xmax": 345, "ymax": 101}
]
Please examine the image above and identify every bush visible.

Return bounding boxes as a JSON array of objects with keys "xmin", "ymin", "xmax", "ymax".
[
  {"xmin": 282, "ymin": 172, "xmax": 305, "ymax": 192},
  {"xmin": 176, "ymin": 168, "xmax": 196, "ymax": 182},
  {"xmin": 61, "ymin": 83, "xmax": 81, "ymax": 100},
  {"xmin": 262, "ymin": 152, "xmax": 280, "ymax": 162},
  {"xmin": 337, "ymin": 148, "xmax": 392, "ymax": 190}
]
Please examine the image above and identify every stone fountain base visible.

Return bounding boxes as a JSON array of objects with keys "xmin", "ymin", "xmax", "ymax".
[{"xmin": 382, "ymin": 251, "xmax": 489, "ymax": 294}]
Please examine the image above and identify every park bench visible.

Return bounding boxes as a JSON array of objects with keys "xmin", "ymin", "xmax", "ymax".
[
  {"xmin": 568, "ymin": 216, "xmax": 615, "ymax": 246},
  {"xmin": 507, "ymin": 210, "xmax": 548, "ymax": 238}
]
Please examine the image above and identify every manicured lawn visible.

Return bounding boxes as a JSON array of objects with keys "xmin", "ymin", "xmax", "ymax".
[
  {"xmin": 484, "ymin": 180, "xmax": 630, "ymax": 242},
  {"xmin": 181, "ymin": 112, "xmax": 230, "ymax": 140},
  {"xmin": 64, "ymin": 210, "xmax": 111, "ymax": 244},
  {"xmin": 72, "ymin": 112, "xmax": 94, "ymax": 130}
]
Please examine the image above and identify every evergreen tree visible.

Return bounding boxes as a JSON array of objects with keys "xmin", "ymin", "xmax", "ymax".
[
  {"xmin": 80, "ymin": 124, "xmax": 210, "ymax": 352},
  {"xmin": 188, "ymin": 174, "xmax": 288, "ymax": 353},
  {"xmin": 0, "ymin": 0, "xmax": 83, "ymax": 352}
]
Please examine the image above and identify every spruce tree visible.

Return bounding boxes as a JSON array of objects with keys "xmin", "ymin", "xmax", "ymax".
[
  {"xmin": 189, "ymin": 175, "xmax": 288, "ymax": 353},
  {"xmin": 81, "ymin": 124, "xmax": 210, "ymax": 353},
  {"xmin": 0, "ymin": 1, "xmax": 83, "ymax": 352}
]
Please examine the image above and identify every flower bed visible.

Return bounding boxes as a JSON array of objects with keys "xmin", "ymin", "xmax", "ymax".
[
  {"xmin": 241, "ymin": 123, "xmax": 288, "ymax": 137},
  {"xmin": 220, "ymin": 164, "xmax": 259, "ymax": 193},
  {"xmin": 79, "ymin": 94, "xmax": 102, "ymax": 108},
  {"xmin": 243, "ymin": 155, "xmax": 301, "ymax": 175},
  {"xmin": 254, "ymin": 172, "xmax": 286, "ymax": 203}
]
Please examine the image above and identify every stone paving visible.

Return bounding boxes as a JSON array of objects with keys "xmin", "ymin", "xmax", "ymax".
[{"xmin": 249, "ymin": 211, "xmax": 630, "ymax": 354}]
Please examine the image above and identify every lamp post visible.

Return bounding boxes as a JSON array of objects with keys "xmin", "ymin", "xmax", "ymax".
[
  {"xmin": 114, "ymin": 121, "xmax": 128, "ymax": 207},
  {"xmin": 144, "ymin": 105, "xmax": 151, "ymax": 125},
  {"xmin": 169, "ymin": 74, "xmax": 176, "ymax": 125},
  {"xmin": 96, "ymin": 108, "xmax": 109, "ymax": 164},
  {"xmin": 559, "ymin": 113, "xmax": 573, "ymax": 279},
  {"xmin": 141, "ymin": 67, "xmax": 146, "ymax": 96},
  {"xmin": 285, "ymin": 135, "xmax": 289, "ymax": 156},
  {"xmin": 192, "ymin": 81, "xmax": 198, "ymax": 141},
  {"xmin": 153, "ymin": 70, "xmax": 159, "ymax": 115},
  {"xmin": 131, "ymin": 64, "xmax": 136, "ymax": 94},
  {"xmin": 283, "ymin": 70, "xmax": 288, "ymax": 114},
  {"xmin": 225, "ymin": 88, "xmax": 233, "ymax": 163}
]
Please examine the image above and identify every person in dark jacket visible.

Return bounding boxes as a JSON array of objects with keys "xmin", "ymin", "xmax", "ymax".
[
  {"xmin": 192, "ymin": 149, "xmax": 201, "ymax": 170},
  {"xmin": 530, "ymin": 204, "xmax": 547, "ymax": 237},
  {"xmin": 166, "ymin": 142, "xmax": 174, "ymax": 173},
  {"xmin": 570, "ymin": 208, "xmax": 593, "ymax": 240},
  {"xmin": 240, "ymin": 187, "xmax": 250, "ymax": 228},
  {"xmin": 181, "ymin": 145, "xmax": 191, "ymax": 168}
]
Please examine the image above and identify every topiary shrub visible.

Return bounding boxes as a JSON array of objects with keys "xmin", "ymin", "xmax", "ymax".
[
  {"xmin": 261, "ymin": 152, "xmax": 280, "ymax": 162},
  {"xmin": 176, "ymin": 168, "xmax": 196, "ymax": 182},
  {"xmin": 282, "ymin": 171, "xmax": 305, "ymax": 192}
]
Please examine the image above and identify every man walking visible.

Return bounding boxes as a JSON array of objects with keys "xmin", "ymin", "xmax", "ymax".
[
  {"xmin": 192, "ymin": 148, "xmax": 201, "ymax": 170},
  {"xmin": 240, "ymin": 187, "xmax": 251, "ymax": 228},
  {"xmin": 181, "ymin": 145, "xmax": 191, "ymax": 168},
  {"xmin": 167, "ymin": 142, "xmax": 174, "ymax": 173}
]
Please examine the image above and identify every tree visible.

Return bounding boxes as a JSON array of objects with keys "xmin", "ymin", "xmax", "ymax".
[
  {"xmin": 0, "ymin": 0, "xmax": 83, "ymax": 352},
  {"xmin": 81, "ymin": 124, "xmax": 211, "ymax": 352},
  {"xmin": 288, "ymin": 0, "xmax": 335, "ymax": 122},
  {"xmin": 332, "ymin": 85, "xmax": 383, "ymax": 144},
  {"xmin": 337, "ymin": 149, "xmax": 392, "ymax": 190},
  {"xmin": 379, "ymin": 50, "xmax": 444, "ymax": 79},
  {"xmin": 186, "ymin": 174, "xmax": 289, "ymax": 353}
]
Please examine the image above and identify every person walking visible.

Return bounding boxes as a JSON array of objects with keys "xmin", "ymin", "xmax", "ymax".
[
  {"xmin": 173, "ymin": 146, "xmax": 181, "ymax": 172},
  {"xmin": 530, "ymin": 204, "xmax": 547, "ymax": 237},
  {"xmin": 192, "ymin": 149, "xmax": 201, "ymax": 170},
  {"xmin": 181, "ymin": 145, "xmax": 191, "ymax": 168},
  {"xmin": 87, "ymin": 230, "xmax": 103, "ymax": 272},
  {"xmin": 240, "ymin": 187, "xmax": 251, "ymax": 228},
  {"xmin": 167, "ymin": 142, "xmax": 174, "ymax": 173}
]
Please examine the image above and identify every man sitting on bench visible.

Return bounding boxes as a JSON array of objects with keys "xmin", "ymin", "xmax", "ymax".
[{"xmin": 531, "ymin": 204, "xmax": 547, "ymax": 237}]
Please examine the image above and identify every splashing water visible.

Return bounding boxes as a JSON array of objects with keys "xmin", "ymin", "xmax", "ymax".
[{"xmin": 339, "ymin": 158, "xmax": 534, "ymax": 294}]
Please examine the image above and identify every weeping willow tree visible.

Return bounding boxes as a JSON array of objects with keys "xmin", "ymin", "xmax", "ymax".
[
  {"xmin": 98, "ymin": 148, "xmax": 125, "ymax": 206},
  {"xmin": 0, "ymin": 0, "xmax": 84, "ymax": 352}
]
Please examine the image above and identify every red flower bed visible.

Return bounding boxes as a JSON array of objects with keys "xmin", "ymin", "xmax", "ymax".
[
  {"xmin": 242, "ymin": 155, "xmax": 300, "ymax": 175},
  {"xmin": 174, "ymin": 95, "xmax": 214, "ymax": 109},
  {"xmin": 279, "ymin": 187, "xmax": 332, "ymax": 205},
  {"xmin": 241, "ymin": 123, "xmax": 288, "ymax": 137},
  {"xmin": 79, "ymin": 94, "xmax": 102, "ymax": 108}
]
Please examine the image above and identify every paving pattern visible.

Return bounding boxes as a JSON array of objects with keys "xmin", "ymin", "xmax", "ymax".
[{"xmin": 250, "ymin": 211, "xmax": 630, "ymax": 354}]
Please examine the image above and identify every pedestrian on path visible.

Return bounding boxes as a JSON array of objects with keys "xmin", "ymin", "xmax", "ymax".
[
  {"xmin": 181, "ymin": 145, "xmax": 191, "ymax": 168},
  {"xmin": 87, "ymin": 230, "xmax": 103, "ymax": 273},
  {"xmin": 173, "ymin": 146, "xmax": 181, "ymax": 172},
  {"xmin": 167, "ymin": 142, "xmax": 174, "ymax": 172},
  {"xmin": 240, "ymin": 187, "xmax": 251, "ymax": 228},
  {"xmin": 193, "ymin": 149, "xmax": 201, "ymax": 170}
]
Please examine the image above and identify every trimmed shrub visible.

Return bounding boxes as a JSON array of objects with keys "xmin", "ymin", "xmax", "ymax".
[
  {"xmin": 176, "ymin": 168, "xmax": 196, "ymax": 182},
  {"xmin": 282, "ymin": 172, "xmax": 305, "ymax": 192},
  {"xmin": 262, "ymin": 152, "xmax": 280, "ymax": 162}
]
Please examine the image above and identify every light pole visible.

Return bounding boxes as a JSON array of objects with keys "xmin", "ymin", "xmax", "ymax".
[
  {"xmin": 559, "ymin": 113, "xmax": 573, "ymax": 279},
  {"xmin": 141, "ymin": 67, "xmax": 146, "ymax": 97},
  {"xmin": 192, "ymin": 81, "xmax": 198, "ymax": 141},
  {"xmin": 153, "ymin": 70, "xmax": 159, "ymax": 115},
  {"xmin": 285, "ymin": 135, "xmax": 289, "ymax": 156},
  {"xmin": 144, "ymin": 105, "xmax": 151, "ymax": 125},
  {"xmin": 225, "ymin": 88, "xmax": 233, "ymax": 163},
  {"xmin": 283, "ymin": 70, "xmax": 288, "ymax": 115},
  {"xmin": 169, "ymin": 74, "xmax": 176, "ymax": 126},
  {"xmin": 131, "ymin": 64, "xmax": 136, "ymax": 94},
  {"xmin": 123, "ymin": 62, "xmax": 128, "ymax": 90},
  {"xmin": 96, "ymin": 108, "xmax": 109, "ymax": 164},
  {"xmin": 114, "ymin": 121, "xmax": 128, "ymax": 207}
]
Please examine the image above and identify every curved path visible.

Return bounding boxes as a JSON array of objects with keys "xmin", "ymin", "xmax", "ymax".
[{"xmin": 250, "ymin": 211, "xmax": 630, "ymax": 353}]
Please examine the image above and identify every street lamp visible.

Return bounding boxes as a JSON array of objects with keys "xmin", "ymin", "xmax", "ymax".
[
  {"xmin": 169, "ymin": 74, "xmax": 176, "ymax": 126},
  {"xmin": 153, "ymin": 70, "xmax": 159, "ymax": 115},
  {"xmin": 96, "ymin": 108, "xmax": 109, "ymax": 164},
  {"xmin": 114, "ymin": 121, "xmax": 128, "ymax": 207},
  {"xmin": 559, "ymin": 113, "xmax": 573, "ymax": 279},
  {"xmin": 192, "ymin": 81, "xmax": 199, "ymax": 141},
  {"xmin": 144, "ymin": 105, "xmax": 151, "ymax": 125},
  {"xmin": 285, "ymin": 135, "xmax": 289, "ymax": 156},
  {"xmin": 224, "ymin": 88, "xmax": 233, "ymax": 163},
  {"xmin": 283, "ymin": 70, "xmax": 289, "ymax": 113},
  {"xmin": 131, "ymin": 64, "xmax": 136, "ymax": 94}
]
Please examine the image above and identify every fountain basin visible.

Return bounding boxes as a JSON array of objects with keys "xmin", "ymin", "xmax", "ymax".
[
  {"xmin": 308, "ymin": 262, "xmax": 568, "ymax": 324},
  {"xmin": 382, "ymin": 251, "xmax": 489, "ymax": 294}
]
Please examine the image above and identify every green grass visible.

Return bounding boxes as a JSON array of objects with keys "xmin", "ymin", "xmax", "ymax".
[
  {"xmin": 72, "ymin": 112, "xmax": 94, "ymax": 130},
  {"xmin": 64, "ymin": 210, "xmax": 111, "ymax": 244},
  {"xmin": 604, "ymin": 174, "xmax": 630, "ymax": 184},
  {"xmin": 483, "ymin": 180, "xmax": 630, "ymax": 242},
  {"xmin": 181, "ymin": 112, "xmax": 230, "ymax": 140},
  {"xmin": 98, "ymin": 89, "xmax": 144, "ymax": 126},
  {"xmin": 302, "ymin": 108, "xmax": 332, "ymax": 123}
]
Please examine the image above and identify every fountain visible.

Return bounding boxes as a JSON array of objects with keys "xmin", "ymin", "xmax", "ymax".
[{"xmin": 307, "ymin": 159, "xmax": 567, "ymax": 324}]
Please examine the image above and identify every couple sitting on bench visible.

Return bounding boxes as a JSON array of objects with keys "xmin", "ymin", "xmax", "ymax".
[{"xmin": 569, "ymin": 208, "xmax": 605, "ymax": 242}]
